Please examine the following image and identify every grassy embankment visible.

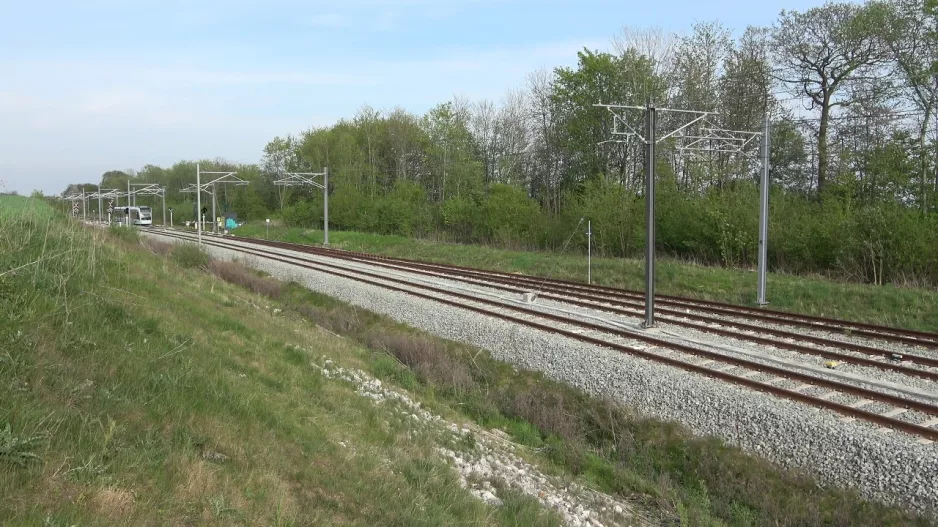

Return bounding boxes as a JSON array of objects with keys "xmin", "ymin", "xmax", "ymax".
[
  {"xmin": 232, "ymin": 221, "xmax": 938, "ymax": 332},
  {"xmin": 0, "ymin": 196, "xmax": 560, "ymax": 526},
  {"xmin": 40, "ymin": 201, "xmax": 928, "ymax": 526}
]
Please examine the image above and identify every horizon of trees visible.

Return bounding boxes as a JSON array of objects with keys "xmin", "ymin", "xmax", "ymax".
[{"xmin": 56, "ymin": 0, "xmax": 938, "ymax": 286}]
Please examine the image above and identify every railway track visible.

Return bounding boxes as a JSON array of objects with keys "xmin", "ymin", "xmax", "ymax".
[
  {"xmin": 196, "ymin": 232, "xmax": 938, "ymax": 375},
  {"xmin": 241, "ymin": 238, "xmax": 938, "ymax": 378},
  {"xmin": 149, "ymin": 229, "xmax": 938, "ymax": 443},
  {"xmin": 222, "ymin": 233, "xmax": 938, "ymax": 351}
]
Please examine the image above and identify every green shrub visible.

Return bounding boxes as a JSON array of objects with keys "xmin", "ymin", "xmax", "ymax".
[
  {"xmin": 108, "ymin": 224, "xmax": 139, "ymax": 244},
  {"xmin": 568, "ymin": 178, "xmax": 642, "ymax": 257},
  {"xmin": 282, "ymin": 200, "xmax": 322, "ymax": 228},
  {"xmin": 374, "ymin": 180, "xmax": 431, "ymax": 236},
  {"xmin": 171, "ymin": 243, "xmax": 209, "ymax": 268},
  {"xmin": 472, "ymin": 184, "xmax": 544, "ymax": 249},
  {"xmin": 440, "ymin": 195, "xmax": 475, "ymax": 241}
]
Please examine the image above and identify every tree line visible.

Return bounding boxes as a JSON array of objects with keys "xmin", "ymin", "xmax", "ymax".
[{"xmin": 59, "ymin": 0, "xmax": 938, "ymax": 286}]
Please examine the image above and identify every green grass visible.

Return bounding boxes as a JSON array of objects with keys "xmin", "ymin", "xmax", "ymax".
[
  {"xmin": 1, "ymin": 194, "xmax": 49, "ymax": 216},
  {"xmin": 0, "ymin": 198, "xmax": 561, "ymax": 526},
  {"xmin": 232, "ymin": 221, "xmax": 938, "ymax": 332},
  {"xmin": 171, "ymin": 242, "xmax": 210, "ymax": 268}
]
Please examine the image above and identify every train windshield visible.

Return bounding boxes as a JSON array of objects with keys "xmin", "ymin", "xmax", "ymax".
[{"xmin": 139, "ymin": 207, "xmax": 152, "ymax": 219}]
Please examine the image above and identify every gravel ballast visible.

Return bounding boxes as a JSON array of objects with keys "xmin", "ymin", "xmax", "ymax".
[{"xmin": 149, "ymin": 231, "xmax": 938, "ymax": 516}]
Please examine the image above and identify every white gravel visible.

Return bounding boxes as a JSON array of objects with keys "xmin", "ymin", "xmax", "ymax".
[
  {"xmin": 148, "ymin": 231, "xmax": 938, "ymax": 517},
  {"xmin": 312, "ymin": 356, "xmax": 647, "ymax": 526}
]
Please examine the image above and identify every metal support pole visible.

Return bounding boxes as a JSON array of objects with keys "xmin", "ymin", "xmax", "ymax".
[
  {"xmin": 757, "ymin": 116, "xmax": 771, "ymax": 306},
  {"xmin": 211, "ymin": 183, "xmax": 217, "ymax": 234},
  {"xmin": 196, "ymin": 163, "xmax": 202, "ymax": 246},
  {"xmin": 162, "ymin": 187, "xmax": 167, "ymax": 227},
  {"xmin": 323, "ymin": 167, "xmax": 329, "ymax": 246},
  {"xmin": 126, "ymin": 180, "xmax": 131, "ymax": 227},
  {"xmin": 81, "ymin": 187, "xmax": 86, "ymax": 222},
  {"xmin": 587, "ymin": 220, "xmax": 592, "ymax": 285},
  {"xmin": 170, "ymin": 210, "xmax": 173, "ymax": 228},
  {"xmin": 98, "ymin": 193, "xmax": 103, "ymax": 223},
  {"xmin": 643, "ymin": 100, "xmax": 657, "ymax": 329}
]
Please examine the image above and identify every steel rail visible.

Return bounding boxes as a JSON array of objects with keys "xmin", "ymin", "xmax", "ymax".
[
  {"xmin": 223, "ymin": 233, "xmax": 938, "ymax": 348},
  {"xmin": 260, "ymin": 245, "xmax": 938, "ymax": 380},
  {"xmin": 399, "ymin": 258, "xmax": 938, "ymax": 348},
  {"xmin": 153, "ymin": 230, "xmax": 938, "ymax": 441},
  {"xmin": 210, "ymin": 233, "xmax": 938, "ymax": 372}
]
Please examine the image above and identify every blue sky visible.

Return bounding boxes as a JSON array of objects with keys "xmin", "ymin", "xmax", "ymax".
[{"xmin": 0, "ymin": 0, "xmax": 819, "ymax": 195}]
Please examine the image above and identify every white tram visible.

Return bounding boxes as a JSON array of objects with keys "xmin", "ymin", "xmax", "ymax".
[{"xmin": 112, "ymin": 206, "xmax": 153, "ymax": 226}]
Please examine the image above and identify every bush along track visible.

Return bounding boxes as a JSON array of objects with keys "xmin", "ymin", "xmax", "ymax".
[{"xmin": 139, "ymin": 233, "xmax": 934, "ymax": 526}]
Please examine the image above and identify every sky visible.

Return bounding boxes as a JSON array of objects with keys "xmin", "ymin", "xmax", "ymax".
[{"xmin": 0, "ymin": 0, "xmax": 820, "ymax": 195}]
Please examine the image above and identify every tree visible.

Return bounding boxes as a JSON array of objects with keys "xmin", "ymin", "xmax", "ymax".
[
  {"xmin": 552, "ymin": 49, "xmax": 664, "ymax": 190},
  {"xmin": 495, "ymin": 91, "xmax": 531, "ymax": 186},
  {"xmin": 772, "ymin": 1, "xmax": 891, "ymax": 193},
  {"xmin": 672, "ymin": 21, "xmax": 731, "ymax": 114},
  {"xmin": 353, "ymin": 105, "xmax": 382, "ymax": 197},
  {"xmin": 526, "ymin": 69, "xmax": 562, "ymax": 213},
  {"xmin": 260, "ymin": 136, "xmax": 298, "ymax": 212},
  {"xmin": 720, "ymin": 27, "xmax": 775, "ymax": 135},
  {"xmin": 670, "ymin": 21, "xmax": 738, "ymax": 187},
  {"xmin": 882, "ymin": 0, "xmax": 938, "ymax": 211},
  {"xmin": 470, "ymin": 99, "xmax": 499, "ymax": 186},
  {"xmin": 553, "ymin": 50, "xmax": 630, "ymax": 187},
  {"xmin": 60, "ymin": 184, "xmax": 99, "ymax": 202},
  {"xmin": 382, "ymin": 108, "xmax": 427, "ymax": 186},
  {"xmin": 99, "ymin": 170, "xmax": 132, "ymax": 191},
  {"xmin": 864, "ymin": 131, "xmax": 916, "ymax": 202},
  {"xmin": 613, "ymin": 26, "xmax": 675, "ymax": 87},
  {"xmin": 713, "ymin": 27, "xmax": 777, "ymax": 186},
  {"xmin": 423, "ymin": 101, "xmax": 481, "ymax": 201},
  {"xmin": 830, "ymin": 76, "xmax": 903, "ymax": 199},
  {"xmin": 770, "ymin": 117, "xmax": 810, "ymax": 191}
]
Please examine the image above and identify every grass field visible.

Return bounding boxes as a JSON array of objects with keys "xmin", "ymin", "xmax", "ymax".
[
  {"xmin": 0, "ymin": 197, "xmax": 559, "ymax": 525},
  {"xmin": 232, "ymin": 221, "xmax": 938, "ymax": 332},
  {"xmin": 2, "ymin": 197, "xmax": 931, "ymax": 526}
]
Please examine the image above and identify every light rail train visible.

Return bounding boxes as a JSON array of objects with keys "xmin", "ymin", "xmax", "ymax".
[{"xmin": 112, "ymin": 206, "xmax": 152, "ymax": 226}]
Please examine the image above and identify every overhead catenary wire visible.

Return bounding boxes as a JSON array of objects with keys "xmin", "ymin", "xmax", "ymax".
[{"xmin": 787, "ymin": 110, "xmax": 928, "ymax": 124}]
